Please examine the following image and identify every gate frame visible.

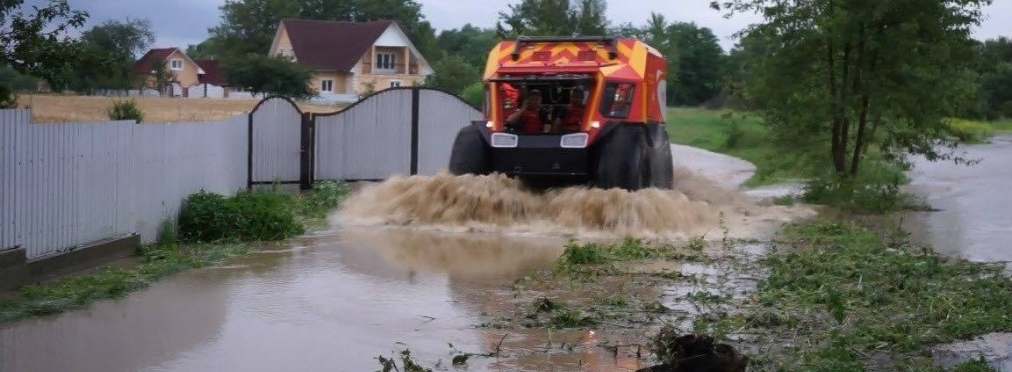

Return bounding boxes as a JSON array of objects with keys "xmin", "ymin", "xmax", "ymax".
[
  {"xmin": 248, "ymin": 87, "xmax": 481, "ymax": 188},
  {"xmin": 247, "ymin": 95, "xmax": 314, "ymax": 190}
]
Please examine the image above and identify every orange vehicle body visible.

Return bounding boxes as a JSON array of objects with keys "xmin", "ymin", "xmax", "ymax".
[
  {"xmin": 448, "ymin": 36, "xmax": 674, "ymax": 190},
  {"xmin": 482, "ymin": 37, "xmax": 668, "ymax": 144}
]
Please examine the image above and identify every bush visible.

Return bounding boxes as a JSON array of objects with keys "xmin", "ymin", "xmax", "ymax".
[
  {"xmin": 460, "ymin": 82, "xmax": 484, "ymax": 109},
  {"xmin": 107, "ymin": 99, "xmax": 144, "ymax": 122},
  {"xmin": 178, "ymin": 191, "xmax": 242, "ymax": 243},
  {"xmin": 801, "ymin": 175, "xmax": 929, "ymax": 213},
  {"xmin": 299, "ymin": 180, "xmax": 349, "ymax": 218},
  {"xmin": 946, "ymin": 118, "xmax": 994, "ymax": 143},
  {"xmin": 177, "ymin": 189, "xmax": 304, "ymax": 243}
]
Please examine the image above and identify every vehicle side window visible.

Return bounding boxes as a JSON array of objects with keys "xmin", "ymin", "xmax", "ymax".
[{"xmin": 599, "ymin": 82, "xmax": 635, "ymax": 119}]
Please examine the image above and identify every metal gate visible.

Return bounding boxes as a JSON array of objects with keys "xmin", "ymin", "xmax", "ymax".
[
  {"xmin": 247, "ymin": 96, "xmax": 311, "ymax": 188},
  {"xmin": 246, "ymin": 88, "xmax": 482, "ymax": 188},
  {"xmin": 313, "ymin": 88, "xmax": 482, "ymax": 181}
]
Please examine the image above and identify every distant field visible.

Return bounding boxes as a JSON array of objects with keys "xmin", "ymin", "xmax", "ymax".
[
  {"xmin": 16, "ymin": 94, "xmax": 345, "ymax": 123},
  {"xmin": 992, "ymin": 119, "xmax": 1012, "ymax": 132}
]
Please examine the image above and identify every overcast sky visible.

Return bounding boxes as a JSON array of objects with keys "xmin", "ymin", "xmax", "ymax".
[{"xmin": 53, "ymin": 0, "xmax": 1012, "ymax": 52}]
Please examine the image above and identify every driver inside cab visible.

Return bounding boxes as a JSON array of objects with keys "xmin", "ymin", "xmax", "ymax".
[{"xmin": 505, "ymin": 89, "xmax": 550, "ymax": 134}]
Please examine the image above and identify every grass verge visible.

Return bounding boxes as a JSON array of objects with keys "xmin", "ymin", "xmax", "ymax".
[
  {"xmin": 0, "ymin": 181, "xmax": 348, "ymax": 324},
  {"xmin": 665, "ymin": 108, "xmax": 907, "ymax": 188},
  {"xmin": 698, "ymin": 217, "xmax": 1012, "ymax": 371}
]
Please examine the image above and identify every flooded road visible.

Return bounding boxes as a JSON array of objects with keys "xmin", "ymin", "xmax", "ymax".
[
  {"xmin": 0, "ymin": 145, "xmax": 811, "ymax": 372},
  {"xmin": 902, "ymin": 135, "xmax": 1012, "ymax": 262}
]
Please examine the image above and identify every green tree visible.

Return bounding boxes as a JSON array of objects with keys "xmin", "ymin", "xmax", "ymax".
[
  {"xmin": 714, "ymin": 0, "xmax": 991, "ymax": 176},
  {"xmin": 71, "ymin": 19, "xmax": 155, "ymax": 94},
  {"xmin": 668, "ymin": 22, "xmax": 725, "ymax": 106},
  {"xmin": 980, "ymin": 62, "xmax": 1012, "ymax": 118},
  {"xmin": 423, "ymin": 53, "xmax": 480, "ymax": 95},
  {"xmin": 496, "ymin": 0, "xmax": 609, "ymax": 37},
  {"xmin": 436, "ymin": 24, "xmax": 499, "ymax": 67},
  {"xmin": 145, "ymin": 58, "xmax": 176, "ymax": 96},
  {"xmin": 223, "ymin": 55, "xmax": 313, "ymax": 99},
  {"xmin": 0, "ymin": 0, "xmax": 89, "ymax": 105}
]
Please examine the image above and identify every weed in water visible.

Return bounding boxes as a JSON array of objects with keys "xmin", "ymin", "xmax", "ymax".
[
  {"xmin": 772, "ymin": 195, "xmax": 796, "ymax": 206},
  {"xmin": 376, "ymin": 349, "xmax": 434, "ymax": 372},
  {"xmin": 298, "ymin": 180, "xmax": 349, "ymax": 219},
  {"xmin": 558, "ymin": 241, "xmax": 608, "ymax": 266}
]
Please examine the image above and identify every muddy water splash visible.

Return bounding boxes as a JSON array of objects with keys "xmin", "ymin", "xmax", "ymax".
[{"xmin": 337, "ymin": 168, "xmax": 809, "ymax": 240}]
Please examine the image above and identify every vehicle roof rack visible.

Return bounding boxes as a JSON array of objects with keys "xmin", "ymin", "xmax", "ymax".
[{"xmin": 510, "ymin": 35, "xmax": 619, "ymax": 61}]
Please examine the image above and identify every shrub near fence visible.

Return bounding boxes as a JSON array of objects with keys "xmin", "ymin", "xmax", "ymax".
[{"xmin": 0, "ymin": 109, "xmax": 248, "ymax": 259}]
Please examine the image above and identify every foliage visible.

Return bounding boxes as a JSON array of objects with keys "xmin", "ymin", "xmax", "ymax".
[
  {"xmin": 71, "ymin": 19, "xmax": 155, "ymax": 94},
  {"xmin": 106, "ymin": 99, "xmax": 145, "ymax": 122},
  {"xmin": 297, "ymin": 180, "xmax": 350, "ymax": 219},
  {"xmin": 435, "ymin": 24, "xmax": 499, "ymax": 67},
  {"xmin": 713, "ymin": 0, "xmax": 991, "ymax": 176},
  {"xmin": 496, "ymin": 0, "xmax": 608, "ymax": 38},
  {"xmin": 761, "ymin": 220, "xmax": 1012, "ymax": 357},
  {"xmin": 206, "ymin": 0, "xmax": 439, "ymax": 61},
  {"xmin": 178, "ymin": 188, "xmax": 305, "ymax": 243},
  {"xmin": 979, "ymin": 62, "xmax": 1012, "ymax": 119},
  {"xmin": 423, "ymin": 53, "xmax": 479, "ymax": 95},
  {"xmin": 459, "ymin": 82, "xmax": 484, "ymax": 109},
  {"xmin": 946, "ymin": 118, "xmax": 995, "ymax": 143},
  {"xmin": 0, "ymin": 241, "xmax": 247, "ymax": 323},
  {"xmin": 223, "ymin": 55, "xmax": 313, "ymax": 99},
  {"xmin": 800, "ymin": 172, "xmax": 930, "ymax": 213},
  {"xmin": 668, "ymin": 22, "xmax": 726, "ymax": 106},
  {"xmin": 145, "ymin": 58, "xmax": 176, "ymax": 95},
  {"xmin": 0, "ymin": 0, "xmax": 89, "ymax": 101}
]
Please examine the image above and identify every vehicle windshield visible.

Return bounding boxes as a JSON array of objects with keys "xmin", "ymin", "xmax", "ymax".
[{"xmin": 495, "ymin": 76, "xmax": 594, "ymax": 134}]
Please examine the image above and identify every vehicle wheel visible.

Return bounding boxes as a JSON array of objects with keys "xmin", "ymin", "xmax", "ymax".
[
  {"xmin": 650, "ymin": 125, "xmax": 674, "ymax": 189},
  {"xmin": 593, "ymin": 125, "xmax": 649, "ymax": 191},
  {"xmin": 449, "ymin": 124, "xmax": 491, "ymax": 175}
]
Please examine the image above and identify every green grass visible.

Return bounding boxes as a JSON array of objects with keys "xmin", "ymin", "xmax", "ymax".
[
  {"xmin": 991, "ymin": 119, "xmax": 1012, "ymax": 132},
  {"xmin": 717, "ymin": 218, "xmax": 1012, "ymax": 371},
  {"xmin": 0, "ymin": 242, "xmax": 247, "ymax": 323},
  {"xmin": 666, "ymin": 107, "xmax": 814, "ymax": 186},
  {"xmin": 0, "ymin": 181, "xmax": 349, "ymax": 324},
  {"xmin": 666, "ymin": 107, "xmax": 913, "ymax": 198}
]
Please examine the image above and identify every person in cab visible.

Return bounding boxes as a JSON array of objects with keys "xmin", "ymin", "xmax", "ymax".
[{"xmin": 505, "ymin": 89, "xmax": 550, "ymax": 134}]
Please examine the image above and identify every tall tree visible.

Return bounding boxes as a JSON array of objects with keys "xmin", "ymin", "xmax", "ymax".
[
  {"xmin": 714, "ymin": 0, "xmax": 991, "ymax": 176},
  {"xmin": 145, "ymin": 58, "xmax": 176, "ymax": 96},
  {"xmin": 668, "ymin": 22, "xmax": 725, "ymax": 106},
  {"xmin": 0, "ymin": 0, "xmax": 89, "ymax": 104},
  {"xmin": 436, "ymin": 24, "xmax": 499, "ymax": 67},
  {"xmin": 73, "ymin": 19, "xmax": 155, "ymax": 93},
  {"xmin": 423, "ymin": 53, "xmax": 480, "ymax": 95},
  {"xmin": 496, "ymin": 0, "xmax": 609, "ymax": 37}
]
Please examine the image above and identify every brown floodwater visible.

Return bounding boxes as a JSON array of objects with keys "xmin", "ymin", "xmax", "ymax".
[{"xmin": 0, "ymin": 145, "xmax": 814, "ymax": 372}]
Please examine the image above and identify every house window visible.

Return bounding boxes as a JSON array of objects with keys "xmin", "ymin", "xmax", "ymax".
[
  {"xmin": 389, "ymin": 81, "xmax": 402, "ymax": 88},
  {"xmin": 321, "ymin": 79, "xmax": 334, "ymax": 92},
  {"xmin": 170, "ymin": 59, "xmax": 183, "ymax": 71},
  {"xmin": 376, "ymin": 53, "xmax": 396, "ymax": 71}
]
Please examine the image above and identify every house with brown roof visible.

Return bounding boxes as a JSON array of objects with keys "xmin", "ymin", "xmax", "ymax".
[
  {"xmin": 268, "ymin": 19, "xmax": 435, "ymax": 103},
  {"xmin": 133, "ymin": 48, "xmax": 233, "ymax": 98}
]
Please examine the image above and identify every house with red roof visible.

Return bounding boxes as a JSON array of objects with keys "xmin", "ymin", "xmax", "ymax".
[
  {"xmin": 133, "ymin": 48, "xmax": 231, "ymax": 98},
  {"xmin": 268, "ymin": 19, "xmax": 435, "ymax": 103}
]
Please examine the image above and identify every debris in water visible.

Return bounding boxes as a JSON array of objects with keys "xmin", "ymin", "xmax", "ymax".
[{"xmin": 638, "ymin": 327, "xmax": 748, "ymax": 372}]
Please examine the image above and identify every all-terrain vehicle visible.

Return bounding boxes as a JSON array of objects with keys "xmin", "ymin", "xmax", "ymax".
[{"xmin": 448, "ymin": 36, "xmax": 674, "ymax": 191}]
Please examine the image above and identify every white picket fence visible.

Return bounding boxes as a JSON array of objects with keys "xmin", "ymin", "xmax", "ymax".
[{"xmin": 0, "ymin": 110, "xmax": 248, "ymax": 259}]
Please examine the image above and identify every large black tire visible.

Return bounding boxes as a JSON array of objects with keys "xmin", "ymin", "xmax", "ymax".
[
  {"xmin": 592, "ymin": 125, "xmax": 650, "ymax": 191},
  {"xmin": 649, "ymin": 125, "xmax": 674, "ymax": 189},
  {"xmin": 449, "ymin": 124, "xmax": 492, "ymax": 175}
]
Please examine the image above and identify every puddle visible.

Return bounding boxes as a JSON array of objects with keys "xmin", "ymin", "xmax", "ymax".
[{"xmin": 0, "ymin": 144, "xmax": 812, "ymax": 372}]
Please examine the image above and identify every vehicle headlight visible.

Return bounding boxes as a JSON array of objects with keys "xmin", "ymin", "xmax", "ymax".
[
  {"xmin": 560, "ymin": 133, "xmax": 589, "ymax": 148},
  {"xmin": 490, "ymin": 133, "xmax": 519, "ymax": 148}
]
